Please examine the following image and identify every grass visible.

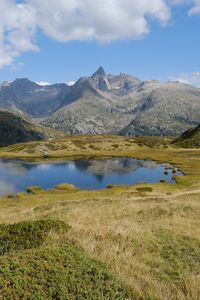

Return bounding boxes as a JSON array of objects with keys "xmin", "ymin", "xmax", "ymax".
[
  {"xmin": 0, "ymin": 135, "xmax": 200, "ymax": 299},
  {"xmin": 0, "ymin": 220, "xmax": 132, "ymax": 299}
]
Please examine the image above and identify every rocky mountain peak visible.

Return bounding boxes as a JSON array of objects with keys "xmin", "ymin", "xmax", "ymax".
[
  {"xmin": 11, "ymin": 78, "xmax": 37, "ymax": 89},
  {"xmin": 91, "ymin": 67, "xmax": 106, "ymax": 78}
]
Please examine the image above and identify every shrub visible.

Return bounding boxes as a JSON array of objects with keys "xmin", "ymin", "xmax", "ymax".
[
  {"xmin": 0, "ymin": 245, "xmax": 133, "ymax": 299},
  {"xmin": 0, "ymin": 219, "xmax": 69, "ymax": 255},
  {"xmin": 27, "ymin": 186, "xmax": 42, "ymax": 194}
]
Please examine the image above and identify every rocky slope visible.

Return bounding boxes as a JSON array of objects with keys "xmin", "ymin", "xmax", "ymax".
[
  {"xmin": 42, "ymin": 68, "xmax": 200, "ymax": 136},
  {"xmin": 0, "ymin": 110, "xmax": 65, "ymax": 147},
  {"xmin": 0, "ymin": 67, "xmax": 200, "ymax": 136},
  {"xmin": 172, "ymin": 124, "xmax": 200, "ymax": 148},
  {"xmin": 0, "ymin": 79, "xmax": 69, "ymax": 117}
]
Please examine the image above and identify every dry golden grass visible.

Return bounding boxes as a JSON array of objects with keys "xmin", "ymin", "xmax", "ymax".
[{"xmin": 0, "ymin": 184, "xmax": 199, "ymax": 300}]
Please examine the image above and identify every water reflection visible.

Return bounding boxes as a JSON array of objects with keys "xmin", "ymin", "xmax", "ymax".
[{"xmin": 0, "ymin": 158, "xmax": 182, "ymax": 195}]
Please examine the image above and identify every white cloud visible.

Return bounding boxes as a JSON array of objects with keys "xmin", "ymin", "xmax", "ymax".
[
  {"xmin": 170, "ymin": 0, "xmax": 200, "ymax": 14},
  {"xmin": 30, "ymin": 0, "xmax": 171, "ymax": 43},
  {"xmin": 0, "ymin": 0, "xmax": 199, "ymax": 69},
  {"xmin": 36, "ymin": 81, "xmax": 50, "ymax": 86},
  {"xmin": 0, "ymin": 0, "xmax": 38, "ymax": 68},
  {"xmin": 170, "ymin": 71, "xmax": 200, "ymax": 87},
  {"xmin": 188, "ymin": 0, "xmax": 200, "ymax": 15}
]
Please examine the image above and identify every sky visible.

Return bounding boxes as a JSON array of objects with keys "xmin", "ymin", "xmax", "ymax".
[{"xmin": 0, "ymin": 0, "xmax": 200, "ymax": 86}]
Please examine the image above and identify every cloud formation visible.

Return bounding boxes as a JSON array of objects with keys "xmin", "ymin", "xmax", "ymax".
[
  {"xmin": 0, "ymin": 0, "xmax": 199, "ymax": 68},
  {"xmin": 170, "ymin": 71, "xmax": 200, "ymax": 87},
  {"xmin": 0, "ymin": 0, "xmax": 37, "ymax": 68},
  {"xmin": 188, "ymin": 0, "xmax": 200, "ymax": 15}
]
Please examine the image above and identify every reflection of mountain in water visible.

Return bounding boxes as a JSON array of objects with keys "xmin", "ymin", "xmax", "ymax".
[
  {"xmin": 0, "ymin": 158, "xmax": 163, "ymax": 180},
  {"xmin": 74, "ymin": 158, "xmax": 160, "ymax": 178},
  {"xmin": 0, "ymin": 159, "xmax": 38, "ymax": 175},
  {"xmin": 0, "ymin": 180, "xmax": 16, "ymax": 194}
]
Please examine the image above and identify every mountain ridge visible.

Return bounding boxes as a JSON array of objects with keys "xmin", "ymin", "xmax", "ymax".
[
  {"xmin": 0, "ymin": 109, "xmax": 65, "ymax": 147},
  {"xmin": 0, "ymin": 67, "xmax": 200, "ymax": 136}
]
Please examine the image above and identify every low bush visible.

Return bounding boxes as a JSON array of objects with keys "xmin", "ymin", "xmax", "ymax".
[{"xmin": 0, "ymin": 219, "xmax": 68, "ymax": 255}]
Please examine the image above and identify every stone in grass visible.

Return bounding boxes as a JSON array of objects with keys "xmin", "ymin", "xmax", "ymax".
[
  {"xmin": 160, "ymin": 179, "xmax": 167, "ymax": 183},
  {"xmin": 55, "ymin": 183, "xmax": 78, "ymax": 191},
  {"xmin": 107, "ymin": 184, "xmax": 115, "ymax": 189},
  {"xmin": 27, "ymin": 186, "xmax": 42, "ymax": 194}
]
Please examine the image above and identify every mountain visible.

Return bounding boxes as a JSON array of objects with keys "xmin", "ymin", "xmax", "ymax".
[
  {"xmin": 41, "ymin": 68, "xmax": 200, "ymax": 135},
  {"xmin": 172, "ymin": 124, "xmax": 200, "ymax": 148},
  {"xmin": 0, "ymin": 67, "xmax": 200, "ymax": 136},
  {"xmin": 0, "ymin": 109, "xmax": 65, "ymax": 147},
  {"xmin": 0, "ymin": 79, "xmax": 69, "ymax": 117}
]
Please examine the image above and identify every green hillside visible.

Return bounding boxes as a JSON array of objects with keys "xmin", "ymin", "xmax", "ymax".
[
  {"xmin": 172, "ymin": 124, "xmax": 200, "ymax": 148},
  {"xmin": 0, "ymin": 109, "xmax": 65, "ymax": 147}
]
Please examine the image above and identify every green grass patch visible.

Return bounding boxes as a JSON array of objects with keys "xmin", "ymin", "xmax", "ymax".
[
  {"xmin": 0, "ymin": 245, "xmax": 133, "ymax": 300},
  {"xmin": 146, "ymin": 229, "xmax": 200, "ymax": 281},
  {"xmin": 0, "ymin": 219, "xmax": 68, "ymax": 255}
]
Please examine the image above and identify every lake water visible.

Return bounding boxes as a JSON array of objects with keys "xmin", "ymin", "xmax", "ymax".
[{"xmin": 0, "ymin": 158, "xmax": 182, "ymax": 195}]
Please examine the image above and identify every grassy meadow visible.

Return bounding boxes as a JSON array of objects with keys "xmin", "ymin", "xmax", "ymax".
[{"xmin": 0, "ymin": 135, "xmax": 199, "ymax": 299}]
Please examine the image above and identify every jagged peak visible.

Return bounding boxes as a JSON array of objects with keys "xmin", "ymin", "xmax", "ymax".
[{"xmin": 91, "ymin": 67, "xmax": 106, "ymax": 78}]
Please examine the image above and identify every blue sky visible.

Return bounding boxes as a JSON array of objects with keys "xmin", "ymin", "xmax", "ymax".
[{"xmin": 0, "ymin": 1, "xmax": 200, "ymax": 85}]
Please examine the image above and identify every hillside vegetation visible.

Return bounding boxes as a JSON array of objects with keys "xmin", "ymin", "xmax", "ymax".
[
  {"xmin": 172, "ymin": 124, "xmax": 200, "ymax": 148},
  {"xmin": 0, "ymin": 109, "xmax": 65, "ymax": 147},
  {"xmin": 0, "ymin": 136, "xmax": 200, "ymax": 299}
]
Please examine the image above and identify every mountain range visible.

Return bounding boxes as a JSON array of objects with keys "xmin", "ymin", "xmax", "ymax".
[{"xmin": 0, "ymin": 67, "xmax": 200, "ymax": 136}]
